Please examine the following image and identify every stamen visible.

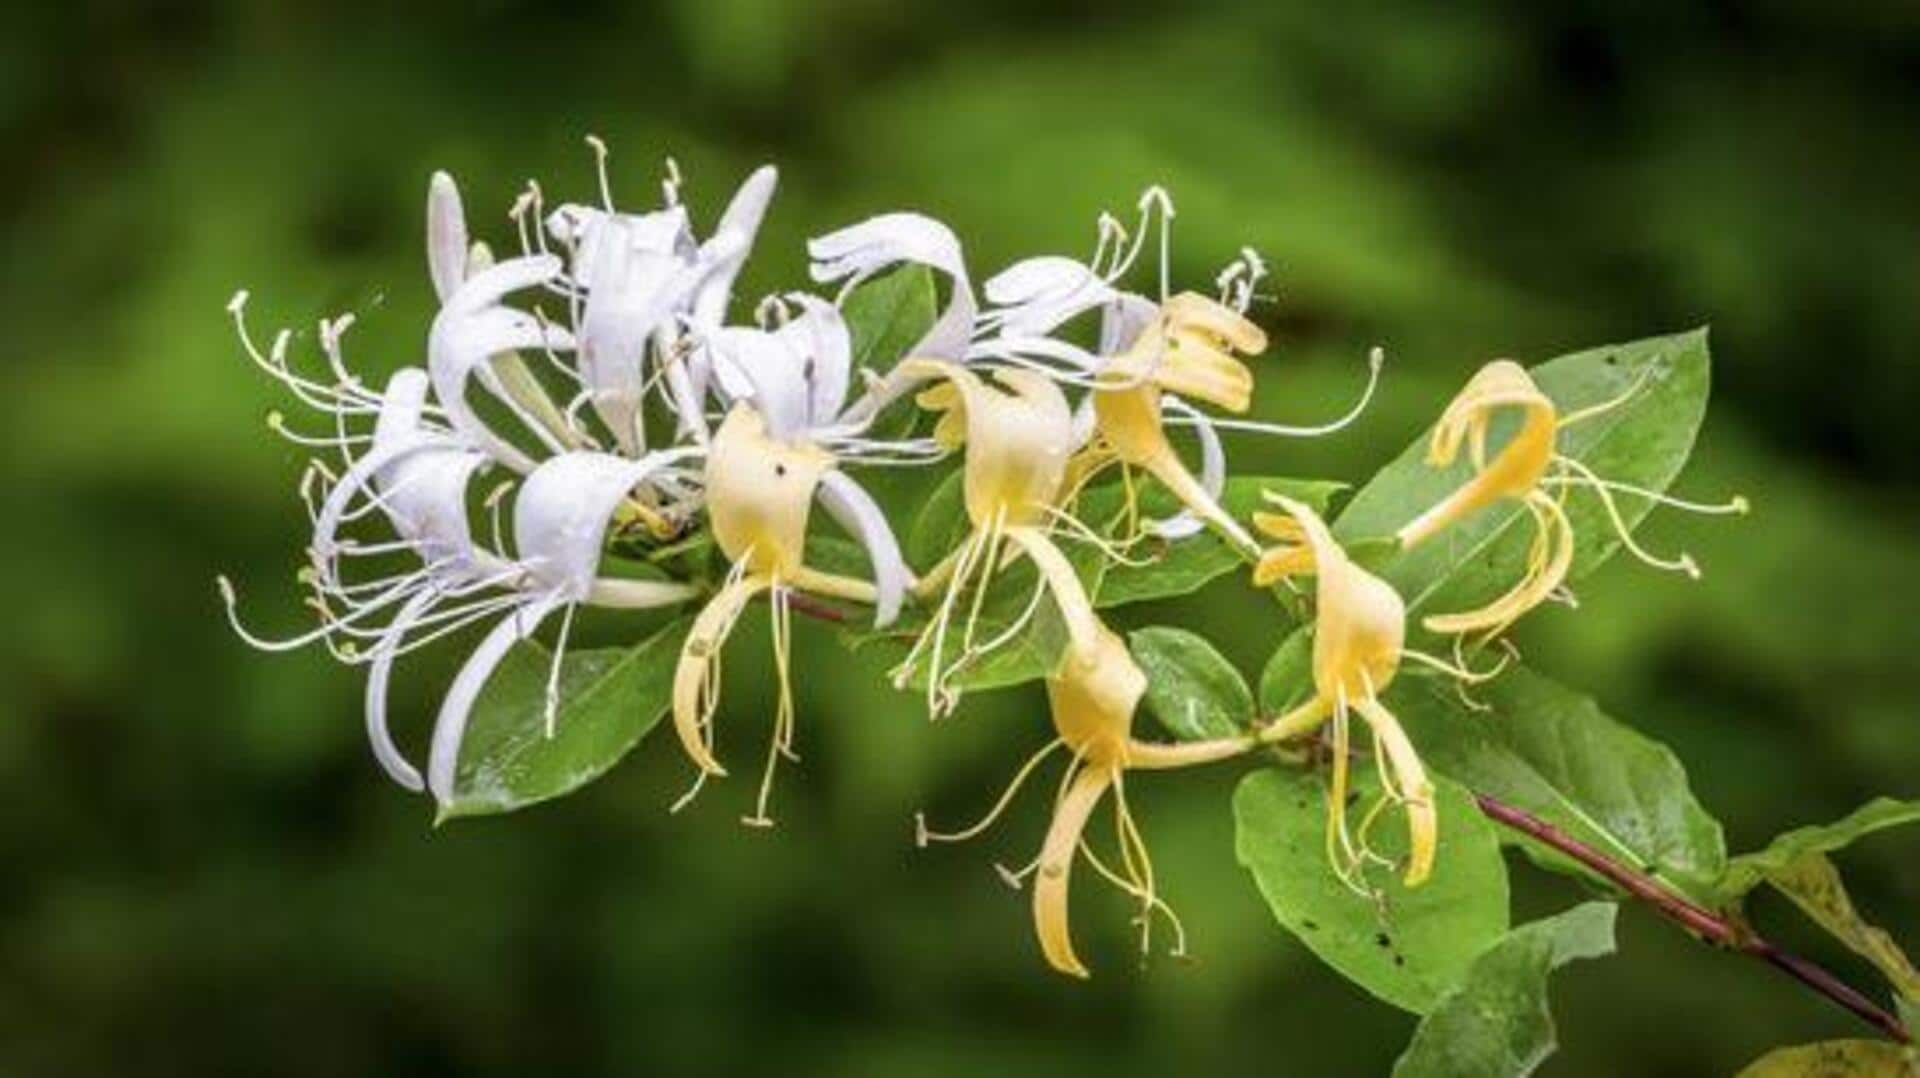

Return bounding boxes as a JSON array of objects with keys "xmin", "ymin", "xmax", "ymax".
[
  {"xmin": 585, "ymin": 135, "xmax": 614, "ymax": 212},
  {"xmin": 1558, "ymin": 362, "xmax": 1657, "ymax": 428},
  {"xmin": 543, "ymin": 600, "xmax": 578, "ymax": 738},
  {"xmin": 1167, "ymin": 346, "xmax": 1384, "ymax": 438},
  {"xmin": 1554, "ymin": 456, "xmax": 1703, "ymax": 578},
  {"xmin": 915, "ymin": 739, "xmax": 1065, "ymax": 846},
  {"xmin": 1539, "ymin": 475, "xmax": 1749, "ymax": 517}
]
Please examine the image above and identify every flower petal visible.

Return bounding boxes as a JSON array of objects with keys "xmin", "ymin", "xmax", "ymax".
[
  {"xmin": 707, "ymin": 327, "xmax": 812, "ymax": 443},
  {"xmin": 809, "ymin": 212, "xmax": 974, "ymax": 361},
  {"xmin": 692, "ymin": 165, "xmax": 778, "ymax": 326},
  {"xmin": 817, "ymin": 469, "xmax": 909, "ymax": 626},
  {"xmin": 426, "ymin": 171, "xmax": 470, "ymax": 303},
  {"xmin": 363, "ymin": 586, "xmax": 440, "ymax": 792},
  {"xmin": 513, "ymin": 449, "xmax": 698, "ymax": 597},
  {"xmin": 776, "ymin": 294, "xmax": 852, "ymax": 425},
  {"xmin": 984, "ymin": 256, "xmax": 1113, "ymax": 337},
  {"xmin": 427, "ymin": 593, "xmax": 565, "ymax": 804}
]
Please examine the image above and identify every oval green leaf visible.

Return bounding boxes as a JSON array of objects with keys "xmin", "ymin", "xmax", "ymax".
[
  {"xmin": 1234, "ymin": 766, "xmax": 1510, "ymax": 1013},
  {"xmin": 1390, "ymin": 665, "xmax": 1727, "ymax": 901},
  {"xmin": 438, "ymin": 617, "xmax": 691, "ymax": 822},
  {"xmin": 1130, "ymin": 625, "xmax": 1255, "ymax": 740},
  {"xmin": 1392, "ymin": 902, "xmax": 1618, "ymax": 1078}
]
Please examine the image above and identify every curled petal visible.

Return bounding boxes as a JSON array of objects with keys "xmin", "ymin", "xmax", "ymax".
[
  {"xmin": 1033, "ymin": 765, "xmax": 1114, "ymax": 979},
  {"xmin": 809, "ymin": 212, "xmax": 975, "ymax": 362},
  {"xmin": 513, "ymin": 449, "xmax": 700, "ymax": 597},
  {"xmin": 363, "ymin": 587, "xmax": 441, "ymax": 792},
  {"xmin": 671, "ymin": 572, "xmax": 773, "ymax": 776},
  {"xmin": 427, "ymin": 593, "xmax": 566, "ymax": 804},
  {"xmin": 817, "ymin": 470, "xmax": 909, "ymax": 627},
  {"xmin": 983, "ymin": 256, "xmax": 1114, "ymax": 337}
]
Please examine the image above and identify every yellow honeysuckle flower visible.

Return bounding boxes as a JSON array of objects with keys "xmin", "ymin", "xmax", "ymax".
[
  {"xmin": 672, "ymin": 403, "xmax": 899, "ymax": 826},
  {"xmin": 1067, "ymin": 292, "xmax": 1270, "ymax": 555},
  {"xmin": 891, "ymin": 359, "xmax": 1101, "ymax": 717},
  {"xmin": 1254, "ymin": 494, "xmax": 1439, "ymax": 891},
  {"xmin": 1395, "ymin": 360, "xmax": 1746, "ymax": 640},
  {"xmin": 917, "ymin": 622, "xmax": 1254, "ymax": 978}
]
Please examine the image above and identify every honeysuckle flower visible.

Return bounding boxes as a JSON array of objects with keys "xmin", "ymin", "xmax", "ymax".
[
  {"xmin": 916, "ymin": 622, "xmax": 1254, "ymax": 978},
  {"xmin": 972, "ymin": 192, "xmax": 1381, "ymax": 550},
  {"xmin": 538, "ymin": 148, "xmax": 780, "ymax": 450},
  {"xmin": 222, "ymin": 344, "xmax": 701, "ymax": 795},
  {"xmin": 1252, "ymin": 494, "xmax": 1439, "ymax": 891},
  {"xmin": 807, "ymin": 212, "xmax": 976, "ymax": 425},
  {"xmin": 669, "ymin": 363, "xmax": 912, "ymax": 825},
  {"xmin": 424, "ymin": 173, "xmax": 581, "ymax": 475},
  {"xmin": 425, "ymin": 448, "xmax": 702, "ymax": 805},
  {"xmin": 1394, "ymin": 360, "xmax": 1747, "ymax": 640},
  {"xmin": 889, "ymin": 359, "xmax": 1099, "ymax": 717}
]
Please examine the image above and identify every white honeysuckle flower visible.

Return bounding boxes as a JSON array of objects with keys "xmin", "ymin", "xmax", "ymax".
[
  {"xmin": 544, "ymin": 157, "xmax": 780, "ymax": 449},
  {"xmin": 808, "ymin": 212, "xmax": 976, "ymax": 425},
  {"xmin": 425, "ymin": 448, "xmax": 702, "ymax": 804}
]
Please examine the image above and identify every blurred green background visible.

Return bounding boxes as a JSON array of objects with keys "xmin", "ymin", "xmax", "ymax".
[{"xmin": 4, "ymin": 1, "xmax": 1919, "ymax": 1074}]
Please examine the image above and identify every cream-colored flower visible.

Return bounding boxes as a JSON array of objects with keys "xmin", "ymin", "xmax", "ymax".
[
  {"xmin": 1254, "ymin": 494, "xmax": 1437, "ymax": 890},
  {"xmin": 1396, "ymin": 360, "xmax": 1746, "ymax": 640},
  {"xmin": 890, "ymin": 360, "xmax": 1098, "ymax": 717},
  {"xmin": 1068, "ymin": 292, "xmax": 1270, "ymax": 554},
  {"xmin": 672, "ymin": 402, "xmax": 907, "ymax": 826},
  {"xmin": 918, "ymin": 622, "xmax": 1253, "ymax": 978}
]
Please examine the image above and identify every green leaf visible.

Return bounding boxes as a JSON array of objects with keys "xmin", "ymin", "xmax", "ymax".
[
  {"xmin": 1334, "ymin": 329, "xmax": 1712, "ymax": 624},
  {"xmin": 906, "ymin": 468, "xmax": 968, "ymax": 570},
  {"xmin": 1129, "ymin": 626, "xmax": 1255, "ymax": 740},
  {"xmin": 1390, "ymin": 665, "xmax": 1727, "ymax": 901},
  {"xmin": 841, "ymin": 264, "xmax": 936, "ymax": 375},
  {"xmin": 1735, "ymin": 1040, "xmax": 1913, "ymax": 1077},
  {"xmin": 438, "ymin": 618, "xmax": 691, "ymax": 822},
  {"xmin": 1759, "ymin": 854, "xmax": 1920, "ymax": 999},
  {"xmin": 1719, "ymin": 798, "xmax": 1920, "ymax": 901},
  {"xmin": 1257, "ymin": 629, "xmax": 1314, "ymax": 716},
  {"xmin": 1234, "ymin": 766, "xmax": 1510, "ymax": 1013},
  {"xmin": 1392, "ymin": 902, "xmax": 1618, "ymax": 1078}
]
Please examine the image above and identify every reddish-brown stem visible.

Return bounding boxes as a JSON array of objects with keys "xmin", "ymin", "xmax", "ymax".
[
  {"xmin": 1474, "ymin": 792, "xmax": 1910, "ymax": 1044},
  {"xmin": 782, "ymin": 592, "xmax": 849, "ymax": 624}
]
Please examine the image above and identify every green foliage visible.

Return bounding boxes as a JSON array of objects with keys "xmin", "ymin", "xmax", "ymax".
[
  {"xmin": 1392, "ymin": 903, "xmax": 1618, "ymax": 1078},
  {"xmin": 1233, "ymin": 767, "xmax": 1510, "ymax": 1013},
  {"xmin": 439, "ymin": 619, "xmax": 690, "ymax": 821},
  {"xmin": 1390, "ymin": 666, "xmax": 1727, "ymax": 901},
  {"xmin": 1129, "ymin": 626, "xmax": 1254, "ymax": 740},
  {"xmin": 1734, "ymin": 1039, "xmax": 1914, "ymax": 1077},
  {"xmin": 1758, "ymin": 854, "xmax": 1920, "ymax": 1001},
  {"xmin": 842, "ymin": 265, "xmax": 937, "ymax": 376},
  {"xmin": 1335, "ymin": 330, "xmax": 1711, "ymax": 625},
  {"xmin": 1718, "ymin": 798, "xmax": 1920, "ymax": 902}
]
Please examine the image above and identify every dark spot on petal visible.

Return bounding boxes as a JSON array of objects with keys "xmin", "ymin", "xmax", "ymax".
[{"xmin": 775, "ymin": 464, "xmax": 787, "ymax": 477}]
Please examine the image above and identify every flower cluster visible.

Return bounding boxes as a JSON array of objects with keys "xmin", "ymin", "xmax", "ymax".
[{"xmin": 224, "ymin": 144, "xmax": 1739, "ymax": 977}]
